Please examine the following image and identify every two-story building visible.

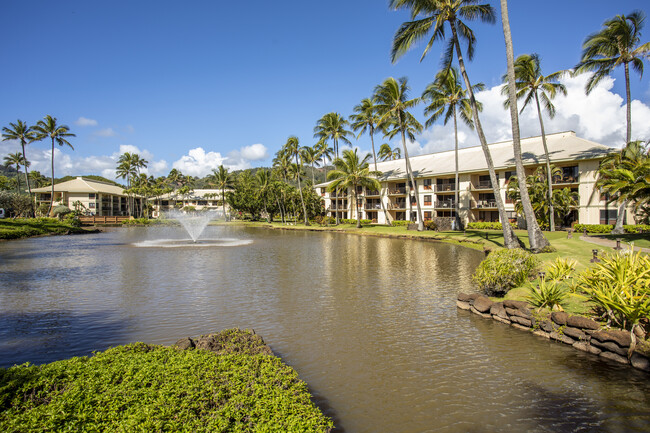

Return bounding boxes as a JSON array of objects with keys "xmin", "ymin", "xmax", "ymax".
[{"xmin": 150, "ymin": 189, "xmax": 230, "ymax": 218}]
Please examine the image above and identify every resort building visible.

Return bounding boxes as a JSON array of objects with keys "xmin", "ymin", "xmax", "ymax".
[
  {"xmin": 315, "ymin": 131, "xmax": 631, "ymax": 227},
  {"xmin": 150, "ymin": 189, "xmax": 230, "ymax": 218},
  {"xmin": 31, "ymin": 177, "xmax": 142, "ymax": 216}
]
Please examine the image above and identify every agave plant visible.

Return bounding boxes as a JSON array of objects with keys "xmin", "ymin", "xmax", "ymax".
[
  {"xmin": 527, "ymin": 278, "xmax": 569, "ymax": 311},
  {"xmin": 545, "ymin": 257, "xmax": 578, "ymax": 281}
]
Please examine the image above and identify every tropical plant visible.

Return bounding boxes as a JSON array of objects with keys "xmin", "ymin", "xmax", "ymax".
[
  {"xmin": 2, "ymin": 120, "xmax": 36, "ymax": 200},
  {"xmin": 300, "ymin": 146, "xmax": 321, "ymax": 185},
  {"xmin": 313, "ymin": 112, "xmax": 352, "ymax": 159},
  {"xmin": 472, "ymin": 248, "xmax": 539, "ymax": 296},
  {"xmin": 283, "ymin": 136, "xmax": 309, "ymax": 226},
  {"xmin": 390, "ymin": 0, "xmax": 520, "ymax": 248},
  {"xmin": 3, "ymin": 152, "xmax": 28, "ymax": 194},
  {"xmin": 32, "ymin": 115, "xmax": 75, "ymax": 215},
  {"xmin": 544, "ymin": 257, "xmax": 577, "ymax": 281},
  {"xmin": 526, "ymin": 277, "xmax": 569, "ymax": 311},
  {"xmin": 377, "ymin": 143, "xmax": 401, "ymax": 161},
  {"xmin": 327, "ymin": 149, "xmax": 381, "ymax": 228},
  {"xmin": 255, "ymin": 169, "xmax": 272, "ymax": 222},
  {"xmin": 574, "ymin": 10, "xmax": 650, "ymax": 144},
  {"xmin": 502, "ymin": 53, "xmax": 567, "ymax": 231},
  {"xmin": 208, "ymin": 165, "xmax": 234, "ymax": 220},
  {"xmin": 374, "ymin": 76, "xmax": 424, "ymax": 230},
  {"xmin": 423, "ymin": 66, "xmax": 483, "ymax": 230}
]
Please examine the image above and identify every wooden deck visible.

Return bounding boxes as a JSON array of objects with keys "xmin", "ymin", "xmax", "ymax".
[{"xmin": 79, "ymin": 216, "xmax": 131, "ymax": 225}]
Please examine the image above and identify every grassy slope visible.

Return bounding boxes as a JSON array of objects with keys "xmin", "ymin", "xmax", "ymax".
[{"xmin": 0, "ymin": 218, "xmax": 94, "ymax": 240}]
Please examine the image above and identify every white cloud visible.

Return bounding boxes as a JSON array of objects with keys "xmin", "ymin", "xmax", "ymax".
[
  {"xmin": 94, "ymin": 128, "xmax": 116, "ymax": 137},
  {"xmin": 173, "ymin": 147, "xmax": 227, "ymax": 176},
  {"xmin": 74, "ymin": 117, "xmax": 98, "ymax": 127},
  {"xmin": 240, "ymin": 143, "xmax": 268, "ymax": 161}
]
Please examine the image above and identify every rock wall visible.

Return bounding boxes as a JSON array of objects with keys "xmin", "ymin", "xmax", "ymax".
[{"xmin": 457, "ymin": 293, "xmax": 650, "ymax": 372}]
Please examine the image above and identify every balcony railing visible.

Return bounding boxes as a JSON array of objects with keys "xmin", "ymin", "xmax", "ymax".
[
  {"xmin": 365, "ymin": 203, "xmax": 382, "ymax": 210},
  {"xmin": 388, "ymin": 187, "xmax": 407, "ymax": 195},
  {"xmin": 435, "ymin": 201, "xmax": 455, "ymax": 208},
  {"xmin": 552, "ymin": 175, "xmax": 580, "ymax": 184},
  {"xmin": 388, "ymin": 202, "xmax": 407, "ymax": 210},
  {"xmin": 365, "ymin": 190, "xmax": 380, "ymax": 196},
  {"xmin": 434, "ymin": 184, "xmax": 456, "ymax": 192},
  {"xmin": 470, "ymin": 181, "xmax": 493, "ymax": 190},
  {"xmin": 471, "ymin": 200, "xmax": 497, "ymax": 209}
]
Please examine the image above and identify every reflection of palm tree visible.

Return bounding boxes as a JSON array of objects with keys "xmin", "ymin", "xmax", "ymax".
[
  {"xmin": 423, "ymin": 67, "xmax": 483, "ymax": 230},
  {"xmin": 33, "ymin": 115, "xmax": 75, "ymax": 216},
  {"xmin": 377, "ymin": 143, "xmax": 400, "ymax": 161},
  {"xmin": 374, "ymin": 76, "xmax": 424, "ymax": 230},
  {"xmin": 328, "ymin": 149, "xmax": 381, "ymax": 228},
  {"xmin": 2, "ymin": 120, "xmax": 35, "ymax": 199},
  {"xmin": 503, "ymin": 53, "xmax": 566, "ymax": 232},
  {"xmin": 313, "ymin": 112, "xmax": 352, "ymax": 159},
  {"xmin": 575, "ymin": 10, "xmax": 649, "ymax": 144},
  {"xmin": 3, "ymin": 152, "xmax": 28, "ymax": 194},
  {"xmin": 283, "ymin": 136, "xmax": 309, "ymax": 226},
  {"xmin": 390, "ymin": 0, "xmax": 519, "ymax": 248}
]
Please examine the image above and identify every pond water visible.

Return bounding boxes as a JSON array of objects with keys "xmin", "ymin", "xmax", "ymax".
[{"xmin": 1, "ymin": 226, "xmax": 649, "ymax": 432}]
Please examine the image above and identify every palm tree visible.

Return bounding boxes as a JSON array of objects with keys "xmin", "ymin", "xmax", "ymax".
[
  {"xmin": 209, "ymin": 165, "xmax": 233, "ymax": 220},
  {"xmin": 255, "ymin": 169, "xmax": 273, "ymax": 222},
  {"xmin": 3, "ymin": 152, "xmax": 27, "ymax": 194},
  {"xmin": 32, "ymin": 115, "xmax": 75, "ymax": 215},
  {"xmin": 502, "ymin": 53, "xmax": 566, "ymax": 232},
  {"xmin": 575, "ymin": 10, "xmax": 650, "ymax": 144},
  {"xmin": 377, "ymin": 143, "xmax": 401, "ymax": 161},
  {"xmin": 283, "ymin": 136, "xmax": 309, "ymax": 226},
  {"xmin": 300, "ymin": 145, "xmax": 321, "ymax": 185},
  {"xmin": 2, "ymin": 120, "xmax": 36, "ymax": 199},
  {"xmin": 327, "ymin": 149, "xmax": 382, "ymax": 228},
  {"xmin": 313, "ymin": 112, "xmax": 353, "ymax": 159},
  {"xmin": 374, "ymin": 77, "xmax": 424, "ymax": 230},
  {"xmin": 390, "ymin": 0, "xmax": 519, "ymax": 248},
  {"xmin": 116, "ymin": 155, "xmax": 137, "ymax": 216},
  {"xmin": 423, "ymin": 66, "xmax": 483, "ymax": 230},
  {"xmin": 315, "ymin": 140, "xmax": 334, "ymax": 171}
]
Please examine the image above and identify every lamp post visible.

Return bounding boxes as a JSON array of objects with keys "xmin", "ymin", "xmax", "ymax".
[{"xmin": 590, "ymin": 249, "xmax": 601, "ymax": 263}]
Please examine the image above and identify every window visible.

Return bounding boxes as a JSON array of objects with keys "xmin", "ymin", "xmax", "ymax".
[
  {"xmin": 423, "ymin": 179, "xmax": 432, "ymax": 190},
  {"xmin": 89, "ymin": 202, "xmax": 95, "ymax": 208},
  {"xmin": 504, "ymin": 171, "xmax": 516, "ymax": 183},
  {"xmin": 424, "ymin": 211, "xmax": 432, "ymax": 220},
  {"xmin": 424, "ymin": 195, "xmax": 432, "ymax": 206},
  {"xmin": 600, "ymin": 209, "xmax": 618, "ymax": 225},
  {"xmin": 89, "ymin": 193, "xmax": 96, "ymax": 199}
]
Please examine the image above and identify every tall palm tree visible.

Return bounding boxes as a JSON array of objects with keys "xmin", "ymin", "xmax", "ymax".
[
  {"xmin": 499, "ymin": 0, "xmax": 551, "ymax": 250},
  {"xmin": 313, "ymin": 112, "xmax": 353, "ymax": 159},
  {"xmin": 3, "ymin": 152, "xmax": 27, "ymax": 194},
  {"xmin": 502, "ymin": 53, "xmax": 566, "ymax": 232},
  {"xmin": 116, "ymin": 155, "xmax": 137, "ymax": 216},
  {"xmin": 32, "ymin": 115, "xmax": 75, "ymax": 215},
  {"xmin": 327, "ymin": 149, "xmax": 382, "ymax": 228},
  {"xmin": 377, "ymin": 143, "xmax": 401, "ymax": 161},
  {"xmin": 374, "ymin": 76, "xmax": 424, "ymax": 230},
  {"xmin": 423, "ymin": 66, "xmax": 483, "ymax": 230},
  {"xmin": 2, "ymin": 120, "xmax": 36, "ymax": 199},
  {"xmin": 315, "ymin": 140, "xmax": 334, "ymax": 172},
  {"xmin": 390, "ymin": 0, "xmax": 519, "ymax": 248},
  {"xmin": 575, "ymin": 10, "xmax": 650, "ymax": 144},
  {"xmin": 209, "ymin": 165, "xmax": 233, "ymax": 220},
  {"xmin": 255, "ymin": 168, "xmax": 272, "ymax": 222},
  {"xmin": 283, "ymin": 136, "xmax": 309, "ymax": 226},
  {"xmin": 300, "ymin": 145, "xmax": 321, "ymax": 185}
]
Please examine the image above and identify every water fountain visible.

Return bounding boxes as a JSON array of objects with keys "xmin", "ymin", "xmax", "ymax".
[{"xmin": 133, "ymin": 210, "xmax": 252, "ymax": 248}]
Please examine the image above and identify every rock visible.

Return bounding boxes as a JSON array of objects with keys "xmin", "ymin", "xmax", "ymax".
[
  {"xmin": 589, "ymin": 329, "xmax": 632, "ymax": 348},
  {"xmin": 503, "ymin": 300, "xmax": 529, "ymax": 310},
  {"xmin": 511, "ymin": 323, "xmax": 531, "ymax": 331},
  {"xmin": 173, "ymin": 337, "xmax": 195, "ymax": 350},
  {"xmin": 505, "ymin": 307, "xmax": 532, "ymax": 319},
  {"xmin": 456, "ymin": 300, "xmax": 471, "ymax": 310},
  {"xmin": 631, "ymin": 353, "xmax": 650, "ymax": 371},
  {"xmin": 457, "ymin": 293, "xmax": 479, "ymax": 302},
  {"xmin": 563, "ymin": 327, "xmax": 587, "ymax": 341},
  {"xmin": 599, "ymin": 351, "xmax": 629, "ymax": 365},
  {"xmin": 550, "ymin": 311, "xmax": 569, "ymax": 326},
  {"xmin": 470, "ymin": 306, "xmax": 492, "ymax": 318},
  {"xmin": 590, "ymin": 339, "xmax": 628, "ymax": 357},
  {"xmin": 472, "ymin": 295, "xmax": 493, "ymax": 313},
  {"xmin": 566, "ymin": 316, "xmax": 600, "ymax": 330},
  {"xmin": 492, "ymin": 315, "xmax": 511, "ymax": 325},
  {"xmin": 532, "ymin": 329, "xmax": 550, "ymax": 339},
  {"xmin": 634, "ymin": 326, "xmax": 646, "ymax": 339},
  {"xmin": 550, "ymin": 331, "xmax": 575, "ymax": 345},
  {"xmin": 490, "ymin": 302, "xmax": 509, "ymax": 320},
  {"xmin": 539, "ymin": 320, "xmax": 555, "ymax": 333},
  {"xmin": 510, "ymin": 315, "xmax": 532, "ymax": 328},
  {"xmin": 572, "ymin": 341, "xmax": 590, "ymax": 352}
]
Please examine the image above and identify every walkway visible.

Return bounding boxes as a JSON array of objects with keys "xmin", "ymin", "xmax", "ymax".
[{"xmin": 579, "ymin": 236, "xmax": 650, "ymax": 253}]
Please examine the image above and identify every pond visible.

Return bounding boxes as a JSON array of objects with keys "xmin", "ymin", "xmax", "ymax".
[{"xmin": 0, "ymin": 226, "xmax": 648, "ymax": 432}]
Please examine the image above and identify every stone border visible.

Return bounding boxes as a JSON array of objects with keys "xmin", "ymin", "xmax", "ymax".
[{"xmin": 457, "ymin": 293, "xmax": 650, "ymax": 372}]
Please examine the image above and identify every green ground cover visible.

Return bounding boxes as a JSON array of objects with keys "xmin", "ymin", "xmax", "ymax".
[
  {"xmin": 0, "ymin": 218, "xmax": 94, "ymax": 240},
  {"xmin": 0, "ymin": 330, "xmax": 332, "ymax": 433}
]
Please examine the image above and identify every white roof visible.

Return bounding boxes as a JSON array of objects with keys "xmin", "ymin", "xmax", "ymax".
[
  {"xmin": 158, "ymin": 189, "xmax": 226, "ymax": 199},
  {"xmin": 31, "ymin": 177, "xmax": 129, "ymax": 196}
]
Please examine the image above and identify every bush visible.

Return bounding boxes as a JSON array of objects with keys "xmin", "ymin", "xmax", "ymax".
[
  {"xmin": 424, "ymin": 220, "xmax": 437, "ymax": 231},
  {"xmin": 526, "ymin": 278, "xmax": 569, "ymax": 311},
  {"xmin": 544, "ymin": 257, "xmax": 577, "ymax": 281},
  {"xmin": 51, "ymin": 205, "xmax": 71, "ymax": 219},
  {"xmin": 623, "ymin": 224, "xmax": 650, "ymax": 233},
  {"xmin": 63, "ymin": 214, "xmax": 82, "ymax": 227},
  {"xmin": 391, "ymin": 220, "xmax": 408, "ymax": 227},
  {"xmin": 0, "ymin": 191, "xmax": 33, "ymax": 217},
  {"xmin": 573, "ymin": 224, "xmax": 613, "ymax": 234},
  {"xmin": 466, "ymin": 222, "xmax": 502, "ymax": 230},
  {"xmin": 472, "ymin": 248, "xmax": 540, "ymax": 296}
]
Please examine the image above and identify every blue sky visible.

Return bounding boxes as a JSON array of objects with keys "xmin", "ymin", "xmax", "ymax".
[{"xmin": 1, "ymin": 1, "xmax": 649, "ymax": 181}]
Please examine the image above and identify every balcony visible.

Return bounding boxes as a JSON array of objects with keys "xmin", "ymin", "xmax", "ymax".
[
  {"xmin": 388, "ymin": 202, "xmax": 407, "ymax": 210},
  {"xmin": 434, "ymin": 184, "xmax": 456, "ymax": 193},
  {"xmin": 330, "ymin": 192, "xmax": 348, "ymax": 198},
  {"xmin": 365, "ymin": 190, "xmax": 380, "ymax": 197},
  {"xmin": 388, "ymin": 187, "xmax": 407, "ymax": 195},
  {"xmin": 471, "ymin": 200, "xmax": 497, "ymax": 209},
  {"xmin": 552, "ymin": 174, "xmax": 580, "ymax": 184},
  {"xmin": 435, "ymin": 200, "xmax": 455, "ymax": 208},
  {"xmin": 470, "ymin": 181, "xmax": 494, "ymax": 190},
  {"xmin": 365, "ymin": 203, "xmax": 382, "ymax": 210}
]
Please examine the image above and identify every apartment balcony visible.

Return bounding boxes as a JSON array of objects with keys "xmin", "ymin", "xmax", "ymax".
[
  {"xmin": 327, "ymin": 206, "xmax": 347, "ymax": 212},
  {"xmin": 388, "ymin": 202, "xmax": 407, "ymax": 210},
  {"xmin": 330, "ymin": 192, "xmax": 348, "ymax": 198},
  {"xmin": 365, "ymin": 203, "xmax": 382, "ymax": 210},
  {"xmin": 365, "ymin": 190, "xmax": 380, "ymax": 197},
  {"xmin": 434, "ymin": 200, "xmax": 456, "ymax": 209},
  {"xmin": 552, "ymin": 174, "xmax": 580, "ymax": 185},
  {"xmin": 470, "ymin": 181, "xmax": 494, "ymax": 190},
  {"xmin": 388, "ymin": 187, "xmax": 407, "ymax": 196},
  {"xmin": 434, "ymin": 184, "xmax": 457, "ymax": 193},
  {"xmin": 471, "ymin": 200, "xmax": 498, "ymax": 209}
]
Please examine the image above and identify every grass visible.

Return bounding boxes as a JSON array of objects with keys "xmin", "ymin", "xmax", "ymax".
[
  {"xmin": 0, "ymin": 218, "xmax": 95, "ymax": 240},
  {"xmin": 0, "ymin": 329, "xmax": 333, "ymax": 432}
]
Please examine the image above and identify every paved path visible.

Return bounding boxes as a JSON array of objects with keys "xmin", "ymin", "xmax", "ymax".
[{"xmin": 579, "ymin": 236, "xmax": 650, "ymax": 253}]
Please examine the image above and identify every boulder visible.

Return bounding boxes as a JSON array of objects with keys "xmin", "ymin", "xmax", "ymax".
[
  {"xmin": 566, "ymin": 316, "xmax": 600, "ymax": 330},
  {"xmin": 573, "ymin": 341, "xmax": 602, "ymax": 355},
  {"xmin": 173, "ymin": 337, "xmax": 195, "ymax": 350},
  {"xmin": 490, "ymin": 302, "xmax": 509, "ymax": 320},
  {"xmin": 550, "ymin": 311, "xmax": 569, "ymax": 326},
  {"xmin": 456, "ymin": 300, "xmax": 471, "ymax": 310},
  {"xmin": 532, "ymin": 329, "xmax": 550, "ymax": 339},
  {"xmin": 505, "ymin": 307, "xmax": 532, "ymax": 319},
  {"xmin": 562, "ymin": 327, "xmax": 587, "ymax": 341},
  {"xmin": 631, "ymin": 353, "xmax": 650, "ymax": 372},
  {"xmin": 457, "ymin": 293, "xmax": 479, "ymax": 302},
  {"xmin": 511, "ymin": 323, "xmax": 531, "ymax": 331},
  {"xmin": 470, "ymin": 306, "xmax": 492, "ymax": 318},
  {"xmin": 590, "ymin": 339, "xmax": 628, "ymax": 357},
  {"xmin": 599, "ymin": 351, "xmax": 629, "ymax": 365},
  {"xmin": 550, "ymin": 331, "xmax": 575, "ymax": 345},
  {"xmin": 492, "ymin": 315, "xmax": 511, "ymax": 325},
  {"xmin": 539, "ymin": 320, "xmax": 555, "ymax": 333},
  {"xmin": 503, "ymin": 300, "xmax": 529, "ymax": 310},
  {"xmin": 472, "ymin": 295, "xmax": 494, "ymax": 313},
  {"xmin": 510, "ymin": 315, "xmax": 532, "ymax": 328},
  {"xmin": 589, "ymin": 329, "xmax": 632, "ymax": 348}
]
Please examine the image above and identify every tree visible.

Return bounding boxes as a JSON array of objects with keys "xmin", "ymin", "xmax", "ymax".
[
  {"xmin": 390, "ymin": 0, "xmax": 520, "ymax": 248},
  {"xmin": 502, "ymin": 53, "xmax": 567, "ymax": 232},
  {"xmin": 423, "ymin": 66, "xmax": 483, "ymax": 230},
  {"xmin": 575, "ymin": 10, "xmax": 650, "ymax": 144},
  {"xmin": 255, "ymin": 169, "xmax": 273, "ymax": 222},
  {"xmin": 327, "ymin": 149, "xmax": 381, "ymax": 228},
  {"xmin": 3, "ymin": 152, "xmax": 28, "ymax": 194},
  {"xmin": 374, "ymin": 76, "xmax": 424, "ymax": 230},
  {"xmin": 32, "ymin": 115, "xmax": 75, "ymax": 215},
  {"xmin": 116, "ymin": 153, "xmax": 138, "ymax": 216},
  {"xmin": 300, "ymin": 145, "xmax": 321, "ymax": 185},
  {"xmin": 2, "ymin": 120, "xmax": 36, "ymax": 200},
  {"xmin": 208, "ymin": 165, "xmax": 234, "ymax": 220},
  {"xmin": 377, "ymin": 143, "xmax": 401, "ymax": 161},
  {"xmin": 313, "ymin": 112, "xmax": 352, "ymax": 159},
  {"xmin": 283, "ymin": 136, "xmax": 309, "ymax": 226},
  {"xmin": 315, "ymin": 140, "xmax": 334, "ymax": 172}
]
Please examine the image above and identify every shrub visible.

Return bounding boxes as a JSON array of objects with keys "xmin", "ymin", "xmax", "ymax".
[
  {"xmin": 545, "ymin": 257, "xmax": 577, "ymax": 281},
  {"xmin": 623, "ymin": 224, "xmax": 650, "ymax": 233},
  {"xmin": 424, "ymin": 220, "xmax": 437, "ymax": 231},
  {"xmin": 526, "ymin": 278, "xmax": 569, "ymax": 311},
  {"xmin": 391, "ymin": 220, "xmax": 408, "ymax": 227},
  {"xmin": 472, "ymin": 248, "xmax": 540, "ymax": 296},
  {"xmin": 573, "ymin": 224, "xmax": 613, "ymax": 234},
  {"xmin": 0, "ymin": 191, "xmax": 33, "ymax": 217},
  {"xmin": 51, "ymin": 205, "xmax": 71, "ymax": 219},
  {"xmin": 63, "ymin": 214, "xmax": 82, "ymax": 227},
  {"xmin": 466, "ymin": 222, "xmax": 516, "ymax": 230},
  {"xmin": 360, "ymin": 219, "xmax": 372, "ymax": 225}
]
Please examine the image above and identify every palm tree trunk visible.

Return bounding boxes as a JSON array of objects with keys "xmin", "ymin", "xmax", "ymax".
[
  {"xmin": 20, "ymin": 141, "xmax": 34, "ymax": 217},
  {"xmin": 354, "ymin": 188, "xmax": 361, "ymax": 228},
  {"xmin": 612, "ymin": 200, "xmax": 627, "ymax": 234},
  {"xmin": 625, "ymin": 62, "xmax": 631, "ymax": 144},
  {"xmin": 500, "ymin": 0, "xmax": 550, "ymax": 251},
  {"xmin": 450, "ymin": 22, "xmax": 519, "ymax": 248},
  {"xmin": 15, "ymin": 164, "xmax": 21, "ymax": 194},
  {"xmin": 222, "ymin": 187, "xmax": 227, "ymax": 221},
  {"xmin": 370, "ymin": 131, "xmax": 390, "ymax": 225},
  {"xmin": 49, "ymin": 138, "xmax": 55, "ymax": 216},
  {"xmin": 311, "ymin": 162, "xmax": 315, "ymax": 185},
  {"xmin": 534, "ymin": 92, "xmax": 555, "ymax": 231},
  {"xmin": 295, "ymin": 155, "xmax": 309, "ymax": 226},
  {"xmin": 453, "ymin": 108, "xmax": 461, "ymax": 230},
  {"xmin": 400, "ymin": 126, "xmax": 423, "ymax": 231}
]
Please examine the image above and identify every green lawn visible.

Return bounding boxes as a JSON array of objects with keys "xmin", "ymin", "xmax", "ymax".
[{"xmin": 0, "ymin": 218, "xmax": 94, "ymax": 240}]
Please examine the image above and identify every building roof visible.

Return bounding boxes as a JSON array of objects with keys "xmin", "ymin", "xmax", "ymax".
[
  {"xmin": 31, "ymin": 177, "xmax": 129, "ymax": 195},
  {"xmin": 157, "ymin": 189, "xmax": 227, "ymax": 200},
  {"xmin": 316, "ymin": 131, "xmax": 613, "ymax": 186}
]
